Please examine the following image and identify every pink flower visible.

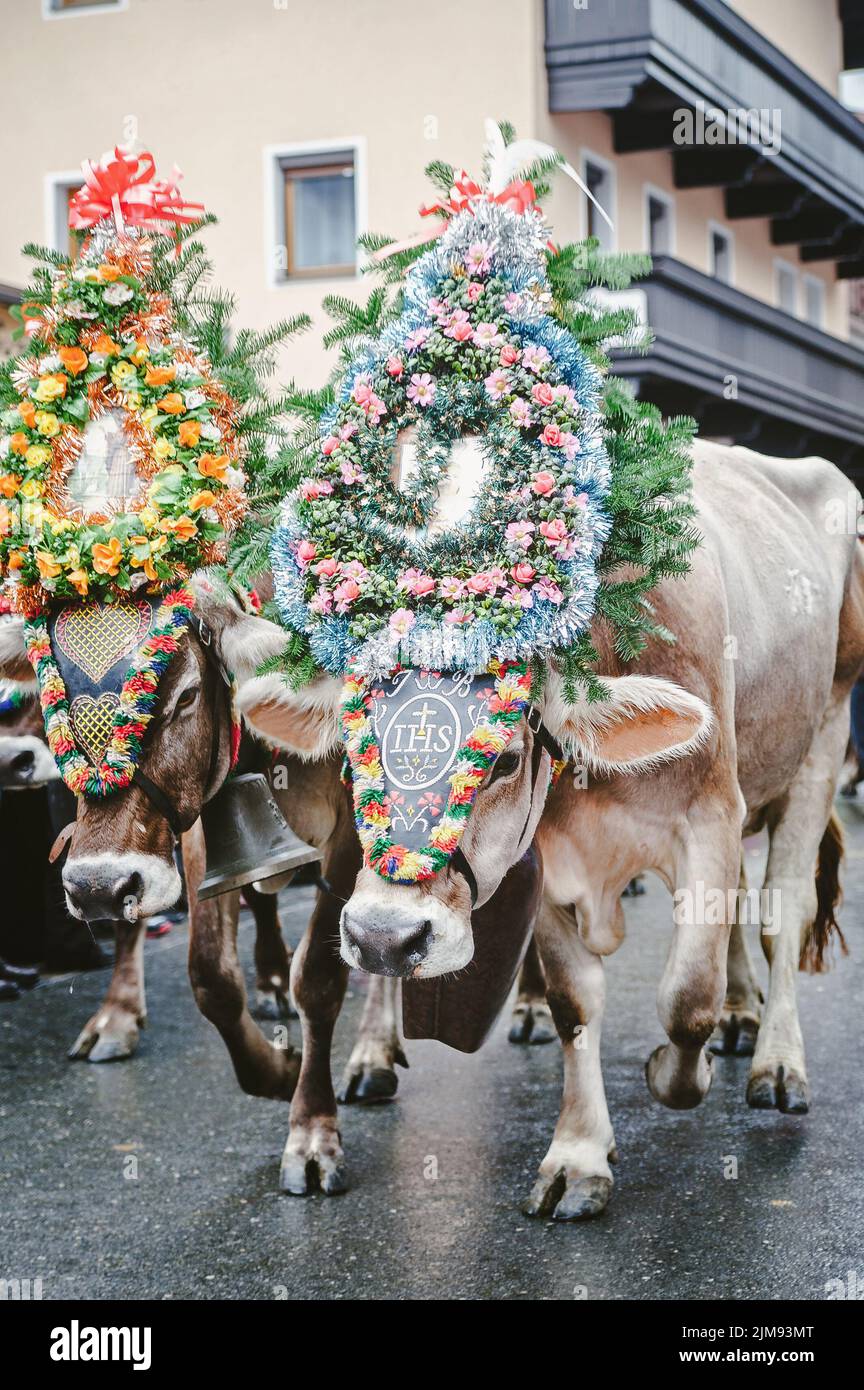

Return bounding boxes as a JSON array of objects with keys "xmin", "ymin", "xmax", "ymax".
[
  {"xmin": 466, "ymin": 282, "xmax": 483, "ymax": 303},
  {"xmin": 352, "ymin": 377, "xmax": 387, "ymax": 423},
  {"xmin": 428, "ymin": 297, "xmax": 448, "ymax": 321},
  {"xmin": 509, "ymin": 397, "xmax": 533, "ymax": 427},
  {"xmin": 499, "ymin": 344, "xmax": 519, "ymax": 366},
  {"xmin": 417, "ymin": 791, "xmax": 443, "ymax": 815},
  {"xmin": 505, "ymin": 519, "xmax": 535, "ymax": 550},
  {"xmin": 465, "ymin": 241, "xmax": 494, "ymax": 275},
  {"xmin": 503, "ymin": 292, "xmax": 523, "ymax": 314},
  {"xmin": 313, "ymin": 557, "xmax": 339, "ymax": 578},
  {"xmin": 321, "ymin": 435, "xmax": 341, "ymax": 456},
  {"xmin": 539, "ymin": 519, "xmax": 570, "ymax": 554},
  {"xmin": 299, "ymin": 478, "xmax": 334, "ymax": 501},
  {"xmin": 449, "ymin": 320, "xmax": 474, "ymax": 343},
  {"xmin": 406, "ymin": 373, "xmax": 437, "ymax": 407},
  {"xmin": 398, "ymin": 568, "xmax": 435, "ymax": 597},
  {"xmin": 465, "ymin": 572, "xmax": 492, "ymax": 595},
  {"xmin": 531, "ymin": 471, "xmax": 556, "ymax": 496},
  {"xmin": 339, "ymin": 422, "xmax": 358, "ymax": 440},
  {"xmin": 531, "ymin": 381, "xmax": 555, "ymax": 407},
  {"xmin": 503, "ymin": 584, "xmax": 533, "ymax": 609},
  {"xmin": 534, "ymin": 578, "xmax": 563, "ymax": 605},
  {"xmin": 333, "ymin": 579, "xmax": 361, "ymax": 612},
  {"xmin": 438, "ymin": 576, "xmax": 464, "ymax": 601},
  {"xmin": 386, "ymin": 355, "xmax": 404, "ymax": 378},
  {"xmin": 560, "ymin": 431, "xmax": 580, "ymax": 462},
  {"xmin": 542, "ymin": 423, "xmax": 562, "ymax": 448},
  {"xmin": 484, "ymin": 368, "xmax": 510, "ymax": 401},
  {"xmin": 389, "ymin": 607, "xmax": 416, "ymax": 637},
  {"xmin": 352, "ymin": 378, "xmax": 374, "ymax": 407},
  {"xmin": 444, "ymin": 609, "xmax": 471, "ymax": 626},
  {"xmin": 485, "ymin": 565, "xmax": 507, "ymax": 591},
  {"xmin": 511, "ymin": 562, "xmax": 536, "ymax": 585},
  {"xmin": 554, "ymin": 384, "xmax": 577, "ymax": 408},
  {"xmin": 310, "ymin": 589, "xmax": 333, "ymax": 615},
  {"xmin": 521, "ymin": 344, "xmax": 551, "ymax": 373},
  {"xmin": 472, "ymin": 321, "xmax": 504, "ymax": 348},
  {"xmin": 340, "ymin": 459, "xmax": 364, "ymax": 484},
  {"xmin": 404, "ymin": 326, "xmax": 430, "ymax": 351},
  {"xmin": 296, "ymin": 539, "xmax": 317, "ymax": 568},
  {"xmin": 341, "ymin": 560, "xmax": 368, "ymax": 580}
]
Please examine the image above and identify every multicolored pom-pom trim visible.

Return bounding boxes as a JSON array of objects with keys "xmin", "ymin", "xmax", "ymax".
[
  {"xmin": 24, "ymin": 586, "xmax": 195, "ymax": 797},
  {"xmin": 341, "ymin": 660, "xmax": 532, "ymax": 884}
]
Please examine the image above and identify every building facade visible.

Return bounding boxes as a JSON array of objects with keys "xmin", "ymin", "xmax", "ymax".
[{"xmin": 2, "ymin": 0, "xmax": 863, "ymax": 476}]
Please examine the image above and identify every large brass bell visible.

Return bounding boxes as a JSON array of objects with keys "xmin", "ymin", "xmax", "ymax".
[{"xmin": 198, "ymin": 772, "xmax": 319, "ymax": 900}]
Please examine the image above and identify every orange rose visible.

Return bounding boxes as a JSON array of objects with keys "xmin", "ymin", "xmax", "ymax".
[
  {"xmin": 91, "ymin": 537, "xmax": 123, "ymax": 576},
  {"xmin": 189, "ymin": 489, "xmax": 216, "ymax": 511},
  {"xmin": 93, "ymin": 332, "xmax": 120, "ymax": 356},
  {"xmin": 161, "ymin": 515, "xmax": 197, "ymax": 544},
  {"xmin": 0, "ymin": 474, "xmax": 21, "ymax": 498},
  {"xmin": 197, "ymin": 452, "xmax": 228, "ymax": 481},
  {"xmin": 178, "ymin": 419, "xmax": 201, "ymax": 448},
  {"xmin": 98, "ymin": 264, "xmax": 122, "ymax": 282},
  {"xmin": 7, "ymin": 550, "xmax": 24, "ymax": 571},
  {"xmin": 0, "ymin": 504, "xmax": 13, "ymax": 537},
  {"xmin": 158, "ymin": 392, "xmax": 185, "ymax": 415},
  {"xmin": 145, "ymin": 364, "xmax": 176, "ymax": 387},
  {"xmin": 58, "ymin": 346, "xmax": 88, "ymax": 376},
  {"xmin": 67, "ymin": 567, "xmax": 89, "ymax": 597},
  {"xmin": 18, "ymin": 400, "xmax": 36, "ymax": 429},
  {"xmin": 9, "ymin": 433, "xmax": 29, "ymax": 457},
  {"xmin": 36, "ymin": 550, "xmax": 62, "ymax": 578}
]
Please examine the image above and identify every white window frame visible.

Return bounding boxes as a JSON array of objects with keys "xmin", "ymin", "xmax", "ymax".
[
  {"xmin": 643, "ymin": 184, "xmax": 676, "ymax": 258},
  {"xmin": 707, "ymin": 220, "xmax": 735, "ymax": 283},
  {"xmin": 42, "ymin": 0, "xmax": 128, "ymax": 18},
  {"xmin": 773, "ymin": 257, "xmax": 799, "ymax": 316},
  {"xmin": 264, "ymin": 137, "xmax": 367, "ymax": 289},
  {"xmin": 579, "ymin": 149, "xmax": 617, "ymax": 251},
  {"xmin": 44, "ymin": 170, "xmax": 85, "ymax": 255},
  {"xmin": 802, "ymin": 272, "xmax": 826, "ymax": 329}
]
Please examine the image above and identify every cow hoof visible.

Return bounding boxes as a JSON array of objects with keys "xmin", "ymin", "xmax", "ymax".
[
  {"xmin": 337, "ymin": 1064, "xmax": 399, "ymax": 1105},
  {"xmin": 708, "ymin": 1012, "xmax": 760, "ymax": 1057},
  {"xmin": 254, "ymin": 985, "xmax": 295, "ymax": 1021},
  {"xmin": 508, "ymin": 1002, "xmax": 557, "ymax": 1045},
  {"xmin": 747, "ymin": 1065, "xmax": 810, "ymax": 1114},
  {"xmin": 645, "ymin": 1043, "xmax": 713, "ymax": 1109},
  {"xmin": 68, "ymin": 1011, "xmax": 142, "ymax": 1062},
  {"xmin": 279, "ymin": 1125, "xmax": 347, "ymax": 1196},
  {"xmin": 523, "ymin": 1171, "xmax": 612, "ymax": 1222}
]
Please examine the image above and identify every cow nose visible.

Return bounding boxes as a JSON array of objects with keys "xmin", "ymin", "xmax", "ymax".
[
  {"xmin": 341, "ymin": 912, "xmax": 433, "ymax": 976},
  {"xmin": 0, "ymin": 747, "xmax": 35, "ymax": 785},
  {"xmin": 63, "ymin": 864, "xmax": 144, "ymax": 923}
]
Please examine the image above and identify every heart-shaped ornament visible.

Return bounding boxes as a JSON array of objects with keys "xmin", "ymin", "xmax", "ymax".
[
  {"xmin": 70, "ymin": 691, "xmax": 121, "ymax": 766},
  {"xmin": 54, "ymin": 600, "xmax": 152, "ymax": 683}
]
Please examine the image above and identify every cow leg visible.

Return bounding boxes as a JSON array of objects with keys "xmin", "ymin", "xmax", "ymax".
[
  {"xmin": 708, "ymin": 857, "xmax": 763, "ymax": 1057},
  {"xmin": 244, "ymin": 883, "xmax": 295, "ymax": 1020},
  {"xmin": 68, "ymin": 919, "xmax": 146, "ymax": 1063},
  {"xmin": 337, "ymin": 975, "xmax": 407, "ymax": 1104},
  {"xmin": 748, "ymin": 694, "xmax": 849, "ymax": 1114},
  {"xmin": 508, "ymin": 935, "xmax": 556, "ymax": 1045},
  {"xmin": 523, "ymin": 900, "xmax": 616, "ymax": 1221},
  {"xmin": 280, "ymin": 889, "xmax": 350, "ymax": 1194},
  {"xmin": 646, "ymin": 819, "xmax": 739, "ymax": 1108},
  {"xmin": 185, "ymin": 825, "xmax": 299, "ymax": 1100}
]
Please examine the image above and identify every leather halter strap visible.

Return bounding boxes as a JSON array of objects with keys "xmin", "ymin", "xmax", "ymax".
[
  {"xmin": 131, "ymin": 613, "xmax": 232, "ymax": 842},
  {"xmin": 450, "ymin": 705, "xmax": 563, "ymax": 907}
]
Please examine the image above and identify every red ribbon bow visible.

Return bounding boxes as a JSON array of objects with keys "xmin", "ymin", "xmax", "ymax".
[
  {"xmin": 68, "ymin": 147, "xmax": 205, "ymax": 240},
  {"xmin": 419, "ymin": 169, "xmax": 537, "ymax": 222}
]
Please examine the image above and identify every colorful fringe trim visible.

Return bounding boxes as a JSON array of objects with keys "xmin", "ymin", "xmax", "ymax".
[
  {"xmin": 24, "ymin": 587, "xmax": 196, "ymax": 798},
  {"xmin": 341, "ymin": 660, "xmax": 532, "ymax": 884}
]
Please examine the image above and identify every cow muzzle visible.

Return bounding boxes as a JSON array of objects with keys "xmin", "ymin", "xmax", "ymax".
[
  {"xmin": 0, "ymin": 736, "xmax": 59, "ymax": 789},
  {"xmin": 63, "ymin": 852, "xmax": 181, "ymax": 923},
  {"xmin": 340, "ymin": 881, "xmax": 473, "ymax": 979}
]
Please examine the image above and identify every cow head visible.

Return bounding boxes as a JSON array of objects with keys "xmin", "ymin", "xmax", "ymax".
[
  {"xmin": 0, "ymin": 579, "xmax": 293, "ymax": 923},
  {"xmin": 0, "ymin": 676, "xmax": 59, "ymax": 789},
  {"xmin": 239, "ymin": 665, "xmax": 714, "ymax": 978}
]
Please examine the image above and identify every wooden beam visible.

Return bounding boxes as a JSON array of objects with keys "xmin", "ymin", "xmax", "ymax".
[
  {"xmin": 725, "ymin": 183, "xmax": 804, "ymax": 219},
  {"xmin": 837, "ymin": 259, "xmax": 864, "ymax": 280},
  {"xmin": 771, "ymin": 207, "xmax": 842, "ymax": 245},
  {"xmin": 673, "ymin": 147, "xmax": 758, "ymax": 189},
  {"xmin": 800, "ymin": 229, "xmax": 864, "ymax": 263}
]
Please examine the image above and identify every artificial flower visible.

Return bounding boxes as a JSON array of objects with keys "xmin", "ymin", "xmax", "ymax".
[
  {"xmin": 0, "ymin": 474, "xmax": 21, "ymax": 498},
  {"xmin": 111, "ymin": 361, "xmax": 136, "ymax": 387},
  {"xmin": 103, "ymin": 282, "xmax": 134, "ymax": 306},
  {"xmin": 197, "ymin": 452, "xmax": 229, "ymax": 481},
  {"xmin": 36, "ymin": 550, "xmax": 62, "ymax": 579},
  {"xmin": 9, "ymin": 433, "xmax": 29, "ymax": 456},
  {"xmin": 20, "ymin": 479, "xmax": 44, "ymax": 500},
  {"xmin": 189, "ymin": 489, "xmax": 216, "ymax": 511},
  {"xmin": 91, "ymin": 537, "xmax": 123, "ymax": 576},
  {"xmin": 24, "ymin": 445, "xmax": 51, "ymax": 468},
  {"xmin": 406, "ymin": 373, "xmax": 436, "ymax": 407},
  {"xmin": 145, "ymin": 364, "xmax": 176, "ymax": 387},
  {"xmin": 35, "ymin": 410, "xmax": 61, "ymax": 437},
  {"xmin": 157, "ymin": 392, "xmax": 185, "ymax": 415},
  {"xmin": 58, "ymin": 346, "xmax": 88, "ymax": 376},
  {"xmin": 389, "ymin": 607, "xmax": 416, "ymax": 636},
  {"xmin": 33, "ymin": 374, "xmax": 67, "ymax": 403},
  {"xmin": 178, "ymin": 419, "xmax": 202, "ymax": 448},
  {"xmin": 67, "ymin": 567, "xmax": 90, "ymax": 597}
]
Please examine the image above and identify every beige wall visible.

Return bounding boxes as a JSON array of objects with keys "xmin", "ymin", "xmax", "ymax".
[
  {"xmin": 727, "ymin": 0, "xmax": 844, "ymax": 95},
  {"xmin": 0, "ymin": 0, "xmax": 850, "ymax": 387}
]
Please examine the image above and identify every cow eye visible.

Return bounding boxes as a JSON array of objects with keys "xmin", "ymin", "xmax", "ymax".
[{"xmin": 489, "ymin": 750, "xmax": 521, "ymax": 783}]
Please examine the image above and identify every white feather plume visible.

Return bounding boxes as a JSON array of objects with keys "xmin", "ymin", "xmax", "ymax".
[{"xmin": 482, "ymin": 120, "xmax": 613, "ymax": 230}]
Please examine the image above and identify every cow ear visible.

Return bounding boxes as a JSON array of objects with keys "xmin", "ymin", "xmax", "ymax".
[
  {"xmin": 543, "ymin": 671, "xmax": 713, "ymax": 773},
  {"xmin": 0, "ymin": 619, "xmax": 36, "ymax": 686},
  {"xmin": 216, "ymin": 612, "xmax": 292, "ymax": 684},
  {"xmin": 237, "ymin": 672, "xmax": 344, "ymax": 761}
]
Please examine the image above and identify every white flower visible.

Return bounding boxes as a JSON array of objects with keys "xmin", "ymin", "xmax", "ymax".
[
  {"xmin": 183, "ymin": 388, "xmax": 206, "ymax": 409},
  {"xmin": 200, "ymin": 421, "xmax": 221, "ymax": 442},
  {"xmin": 129, "ymin": 571, "xmax": 149, "ymax": 591},
  {"xmin": 40, "ymin": 354, "xmax": 61, "ymax": 373},
  {"xmin": 88, "ymin": 352, "xmax": 107, "ymax": 369},
  {"xmin": 202, "ymin": 507, "xmax": 219, "ymax": 524},
  {"xmin": 0, "ymin": 436, "xmax": 10, "ymax": 458},
  {"xmin": 225, "ymin": 465, "xmax": 244, "ymax": 489},
  {"xmin": 64, "ymin": 299, "xmax": 96, "ymax": 320},
  {"xmin": 103, "ymin": 282, "xmax": 134, "ymax": 306},
  {"xmin": 174, "ymin": 362, "xmax": 200, "ymax": 381}
]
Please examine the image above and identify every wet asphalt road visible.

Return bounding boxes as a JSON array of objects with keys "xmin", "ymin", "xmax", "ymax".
[{"xmin": 2, "ymin": 810, "xmax": 863, "ymax": 1303}]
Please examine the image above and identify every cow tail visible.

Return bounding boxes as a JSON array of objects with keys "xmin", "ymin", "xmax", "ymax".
[{"xmin": 800, "ymin": 810, "xmax": 848, "ymax": 973}]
